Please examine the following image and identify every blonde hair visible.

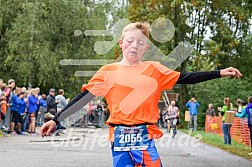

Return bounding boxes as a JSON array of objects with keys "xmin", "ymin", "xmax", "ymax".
[
  {"xmin": 30, "ymin": 88, "xmax": 37, "ymax": 95},
  {"xmin": 121, "ymin": 22, "xmax": 150, "ymax": 39},
  {"xmin": 208, "ymin": 103, "xmax": 213, "ymax": 108},
  {"xmin": 0, "ymin": 83, "xmax": 6, "ymax": 90},
  {"xmin": 15, "ymin": 87, "xmax": 21, "ymax": 94}
]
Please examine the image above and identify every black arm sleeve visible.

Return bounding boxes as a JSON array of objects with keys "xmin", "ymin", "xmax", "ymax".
[
  {"xmin": 176, "ymin": 70, "xmax": 221, "ymax": 84},
  {"xmin": 53, "ymin": 89, "xmax": 95, "ymax": 124}
]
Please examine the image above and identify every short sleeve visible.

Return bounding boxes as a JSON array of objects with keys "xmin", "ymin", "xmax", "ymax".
[
  {"xmin": 222, "ymin": 106, "xmax": 227, "ymax": 112},
  {"xmin": 82, "ymin": 66, "xmax": 110, "ymax": 97},
  {"xmin": 153, "ymin": 62, "xmax": 180, "ymax": 90}
]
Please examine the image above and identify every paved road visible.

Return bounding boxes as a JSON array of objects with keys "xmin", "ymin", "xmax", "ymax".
[{"xmin": 0, "ymin": 127, "xmax": 251, "ymax": 167}]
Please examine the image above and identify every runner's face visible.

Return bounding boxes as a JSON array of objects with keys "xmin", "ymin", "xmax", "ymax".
[{"xmin": 119, "ymin": 30, "xmax": 149, "ymax": 64}]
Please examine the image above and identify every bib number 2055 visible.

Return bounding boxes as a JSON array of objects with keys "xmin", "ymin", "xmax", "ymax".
[
  {"xmin": 119, "ymin": 133, "xmax": 142, "ymax": 143},
  {"xmin": 113, "ymin": 125, "xmax": 149, "ymax": 151}
]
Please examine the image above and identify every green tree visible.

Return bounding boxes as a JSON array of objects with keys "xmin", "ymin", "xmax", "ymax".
[{"xmin": 1, "ymin": 0, "xmax": 112, "ymax": 96}]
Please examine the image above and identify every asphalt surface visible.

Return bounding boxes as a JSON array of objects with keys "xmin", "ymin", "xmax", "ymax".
[{"xmin": 0, "ymin": 127, "xmax": 251, "ymax": 167}]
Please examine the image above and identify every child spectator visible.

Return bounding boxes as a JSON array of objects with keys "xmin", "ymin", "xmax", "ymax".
[
  {"xmin": 18, "ymin": 91, "xmax": 26, "ymax": 135},
  {"xmin": 206, "ymin": 104, "xmax": 215, "ymax": 117},
  {"xmin": 235, "ymin": 100, "xmax": 247, "ymax": 119}
]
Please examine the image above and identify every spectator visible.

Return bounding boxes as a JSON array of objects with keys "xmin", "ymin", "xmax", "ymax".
[
  {"xmin": 103, "ymin": 105, "xmax": 110, "ymax": 122},
  {"xmin": 10, "ymin": 88, "xmax": 21, "ymax": 135},
  {"xmin": 46, "ymin": 88, "xmax": 58, "ymax": 115},
  {"xmin": 235, "ymin": 100, "xmax": 247, "ymax": 119},
  {"xmin": 22, "ymin": 89, "xmax": 29, "ymax": 133},
  {"xmin": 236, "ymin": 99, "xmax": 244, "ymax": 113},
  {"xmin": 56, "ymin": 89, "xmax": 67, "ymax": 127},
  {"xmin": 88, "ymin": 101, "xmax": 95, "ymax": 124},
  {"xmin": 47, "ymin": 88, "xmax": 66, "ymax": 130},
  {"xmin": 37, "ymin": 94, "xmax": 47, "ymax": 126},
  {"xmin": 246, "ymin": 96, "xmax": 252, "ymax": 156},
  {"xmin": 18, "ymin": 91, "xmax": 27, "ymax": 135},
  {"xmin": 27, "ymin": 89, "xmax": 38, "ymax": 135},
  {"xmin": 205, "ymin": 103, "xmax": 216, "ymax": 132},
  {"xmin": 218, "ymin": 98, "xmax": 233, "ymax": 145},
  {"xmin": 4, "ymin": 79, "xmax": 16, "ymax": 102},
  {"xmin": 0, "ymin": 79, "xmax": 3, "ymax": 95},
  {"xmin": 35, "ymin": 87, "xmax": 41, "ymax": 123},
  {"xmin": 0, "ymin": 83, "xmax": 7, "ymax": 131},
  {"xmin": 96, "ymin": 100, "xmax": 104, "ymax": 127},
  {"xmin": 55, "ymin": 89, "xmax": 67, "ymax": 113},
  {"xmin": 206, "ymin": 104, "xmax": 215, "ymax": 117},
  {"xmin": 3, "ymin": 79, "xmax": 16, "ymax": 130},
  {"xmin": 186, "ymin": 97, "xmax": 200, "ymax": 131}
]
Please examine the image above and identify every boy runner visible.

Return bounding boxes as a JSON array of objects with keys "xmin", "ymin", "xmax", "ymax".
[{"xmin": 41, "ymin": 22, "xmax": 242, "ymax": 167}]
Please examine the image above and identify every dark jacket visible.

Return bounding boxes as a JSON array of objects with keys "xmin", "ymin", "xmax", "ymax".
[{"xmin": 46, "ymin": 94, "xmax": 57, "ymax": 113}]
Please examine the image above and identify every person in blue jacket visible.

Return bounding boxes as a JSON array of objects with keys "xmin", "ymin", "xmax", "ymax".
[
  {"xmin": 186, "ymin": 97, "xmax": 200, "ymax": 131},
  {"xmin": 246, "ymin": 96, "xmax": 252, "ymax": 156},
  {"xmin": 18, "ymin": 92, "xmax": 27, "ymax": 134},
  {"xmin": 28, "ymin": 89, "xmax": 38, "ymax": 135},
  {"xmin": 37, "ymin": 94, "xmax": 47, "ymax": 126},
  {"xmin": 10, "ymin": 88, "xmax": 21, "ymax": 135},
  {"xmin": 235, "ymin": 100, "xmax": 247, "ymax": 119}
]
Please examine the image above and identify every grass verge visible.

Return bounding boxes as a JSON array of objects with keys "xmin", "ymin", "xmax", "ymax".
[{"xmin": 180, "ymin": 129, "xmax": 252, "ymax": 160}]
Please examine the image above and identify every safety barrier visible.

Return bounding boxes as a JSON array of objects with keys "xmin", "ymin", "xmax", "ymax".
[{"xmin": 205, "ymin": 115, "xmax": 250, "ymax": 146}]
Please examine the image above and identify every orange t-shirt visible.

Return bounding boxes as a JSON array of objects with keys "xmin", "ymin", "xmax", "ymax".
[{"xmin": 83, "ymin": 61, "xmax": 180, "ymax": 141}]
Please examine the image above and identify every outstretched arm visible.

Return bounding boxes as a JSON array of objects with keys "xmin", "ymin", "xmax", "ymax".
[
  {"xmin": 41, "ymin": 89, "xmax": 95, "ymax": 137},
  {"xmin": 53, "ymin": 89, "xmax": 95, "ymax": 124},
  {"xmin": 176, "ymin": 67, "xmax": 242, "ymax": 84},
  {"xmin": 235, "ymin": 108, "xmax": 247, "ymax": 118}
]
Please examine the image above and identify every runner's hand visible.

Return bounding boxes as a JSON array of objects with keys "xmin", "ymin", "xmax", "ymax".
[
  {"xmin": 220, "ymin": 67, "xmax": 242, "ymax": 78},
  {"xmin": 40, "ymin": 120, "xmax": 56, "ymax": 137}
]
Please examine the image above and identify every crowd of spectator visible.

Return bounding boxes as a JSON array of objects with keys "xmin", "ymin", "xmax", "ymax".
[
  {"xmin": 0, "ymin": 79, "xmax": 67, "ymax": 135},
  {"xmin": 0, "ymin": 78, "xmax": 110, "ymax": 136}
]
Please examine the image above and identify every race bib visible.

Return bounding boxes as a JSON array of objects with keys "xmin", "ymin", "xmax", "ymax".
[{"xmin": 113, "ymin": 125, "xmax": 149, "ymax": 151}]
